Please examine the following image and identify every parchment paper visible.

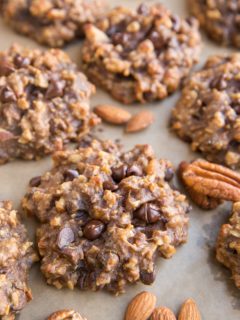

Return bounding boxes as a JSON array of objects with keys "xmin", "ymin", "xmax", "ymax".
[{"xmin": 0, "ymin": 1, "xmax": 239, "ymax": 319}]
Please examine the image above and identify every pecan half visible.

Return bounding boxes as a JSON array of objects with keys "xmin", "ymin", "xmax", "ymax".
[
  {"xmin": 179, "ymin": 159, "xmax": 240, "ymax": 209},
  {"xmin": 47, "ymin": 309, "xmax": 87, "ymax": 320}
]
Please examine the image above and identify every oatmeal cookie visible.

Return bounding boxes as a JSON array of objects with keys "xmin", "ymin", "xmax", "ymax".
[
  {"xmin": 188, "ymin": 0, "xmax": 240, "ymax": 48},
  {"xmin": 0, "ymin": 201, "xmax": 38, "ymax": 319},
  {"xmin": 171, "ymin": 54, "xmax": 240, "ymax": 169},
  {"xmin": 22, "ymin": 138, "xmax": 190, "ymax": 295},
  {"xmin": 0, "ymin": 0, "xmax": 107, "ymax": 47},
  {"xmin": 81, "ymin": 3, "xmax": 201, "ymax": 104},
  {"xmin": 47, "ymin": 309, "xmax": 86, "ymax": 320},
  {"xmin": 216, "ymin": 202, "xmax": 240, "ymax": 289},
  {"xmin": 0, "ymin": 44, "xmax": 99, "ymax": 164}
]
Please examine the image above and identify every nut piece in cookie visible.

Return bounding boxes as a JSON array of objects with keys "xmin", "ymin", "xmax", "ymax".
[
  {"xmin": 22, "ymin": 138, "xmax": 190, "ymax": 294},
  {"xmin": 0, "ymin": 201, "xmax": 38, "ymax": 319},
  {"xmin": 188, "ymin": 0, "xmax": 240, "ymax": 48},
  {"xmin": 1, "ymin": 0, "xmax": 107, "ymax": 47},
  {"xmin": 82, "ymin": 3, "xmax": 201, "ymax": 104},
  {"xmin": 47, "ymin": 309, "xmax": 86, "ymax": 320},
  {"xmin": 171, "ymin": 54, "xmax": 240, "ymax": 169},
  {"xmin": 216, "ymin": 202, "xmax": 240, "ymax": 289},
  {"xmin": 0, "ymin": 44, "xmax": 99, "ymax": 164}
]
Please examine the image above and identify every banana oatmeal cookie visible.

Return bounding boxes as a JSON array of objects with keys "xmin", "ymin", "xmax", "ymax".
[
  {"xmin": 0, "ymin": 0, "xmax": 107, "ymax": 47},
  {"xmin": 48, "ymin": 309, "xmax": 86, "ymax": 320},
  {"xmin": 171, "ymin": 54, "xmax": 240, "ymax": 169},
  {"xmin": 0, "ymin": 45, "xmax": 99, "ymax": 164},
  {"xmin": 81, "ymin": 3, "xmax": 201, "ymax": 104},
  {"xmin": 188, "ymin": 0, "xmax": 240, "ymax": 48},
  {"xmin": 0, "ymin": 201, "xmax": 38, "ymax": 319},
  {"xmin": 22, "ymin": 138, "xmax": 190, "ymax": 295},
  {"xmin": 216, "ymin": 202, "xmax": 240, "ymax": 289}
]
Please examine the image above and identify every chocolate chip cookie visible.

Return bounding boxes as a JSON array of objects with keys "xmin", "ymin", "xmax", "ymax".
[
  {"xmin": 81, "ymin": 3, "xmax": 201, "ymax": 104},
  {"xmin": 22, "ymin": 138, "xmax": 190, "ymax": 295},
  {"xmin": 188, "ymin": 0, "xmax": 240, "ymax": 48},
  {"xmin": 0, "ymin": 201, "xmax": 38, "ymax": 319},
  {"xmin": 216, "ymin": 202, "xmax": 240, "ymax": 289},
  {"xmin": 0, "ymin": 44, "xmax": 99, "ymax": 164},
  {"xmin": 171, "ymin": 54, "xmax": 240, "ymax": 169},
  {"xmin": 48, "ymin": 309, "xmax": 86, "ymax": 320},
  {"xmin": 0, "ymin": 0, "xmax": 107, "ymax": 47}
]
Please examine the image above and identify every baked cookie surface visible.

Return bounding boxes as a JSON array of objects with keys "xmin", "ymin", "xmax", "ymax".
[
  {"xmin": 22, "ymin": 138, "xmax": 190, "ymax": 295},
  {"xmin": 48, "ymin": 309, "xmax": 86, "ymax": 320},
  {"xmin": 188, "ymin": 0, "xmax": 240, "ymax": 48},
  {"xmin": 171, "ymin": 54, "xmax": 240, "ymax": 169},
  {"xmin": 0, "ymin": 0, "xmax": 107, "ymax": 47},
  {"xmin": 216, "ymin": 202, "xmax": 240, "ymax": 289},
  {"xmin": 0, "ymin": 201, "xmax": 38, "ymax": 319},
  {"xmin": 0, "ymin": 45, "xmax": 99, "ymax": 164},
  {"xmin": 82, "ymin": 3, "xmax": 201, "ymax": 104}
]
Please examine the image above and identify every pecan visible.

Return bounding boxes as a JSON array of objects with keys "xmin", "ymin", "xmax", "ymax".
[{"xmin": 179, "ymin": 159, "xmax": 240, "ymax": 209}]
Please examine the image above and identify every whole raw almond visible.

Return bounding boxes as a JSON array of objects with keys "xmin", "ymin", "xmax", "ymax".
[
  {"xmin": 125, "ymin": 110, "xmax": 154, "ymax": 133},
  {"xmin": 94, "ymin": 104, "xmax": 131, "ymax": 125},
  {"xmin": 125, "ymin": 291, "xmax": 157, "ymax": 320},
  {"xmin": 178, "ymin": 299, "xmax": 201, "ymax": 320},
  {"xmin": 151, "ymin": 307, "xmax": 176, "ymax": 320}
]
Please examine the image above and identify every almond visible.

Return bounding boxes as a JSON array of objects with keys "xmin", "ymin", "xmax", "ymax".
[
  {"xmin": 125, "ymin": 110, "xmax": 154, "ymax": 133},
  {"xmin": 125, "ymin": 291, "xmax": 157, "ymax": 320},
  {"xmin": 94, "ymin": 104, "xmax": 131, "ymax": 125},
  {"xmin": 178, "ymin": 299, "xmax": 201, "ymax": 320},
  {"xmin": 151, "ymin": 307, "xmax": 176, "ymax": 320}
]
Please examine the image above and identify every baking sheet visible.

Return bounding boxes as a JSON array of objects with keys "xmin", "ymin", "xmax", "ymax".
[{"xmin": 0, "ymin": 1, "xmax": 239, "ymax": 319}]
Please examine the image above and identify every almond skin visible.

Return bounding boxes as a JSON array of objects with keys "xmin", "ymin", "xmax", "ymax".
[
  {"xmin": 178, "ymin": 299, "xmax": 201, "ymax": 320},
  {"xmin": 125, "ymin": 110, "xmax": 154, "ymax": 133},
  {"xmin": 94, "ymin": 104, "xmax": 131, "ymax": 125},
  {"xmin": 125, "ymin": 291, "xmax": 157, "ymax": 320},
  {"xmin": 151, "ymin": 307, "xmax": 176, "ymax": 320}
]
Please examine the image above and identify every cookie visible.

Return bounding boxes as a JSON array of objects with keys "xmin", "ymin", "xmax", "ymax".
[
  {"xmin": 0, "ymin": 0, "xmax": 107, "ymax": 47},
  {"xmin": 0, "ymin": 201, "xmax": 38, "ymax": 319},
  {"xmin": 81, "ymin": 3, "xmax": 201, "ymax": 104},
  {"xmin": 171, "ymin": 54, "xmax": 240, "ymax": 169},
  {"xmin": 47, "ymin": 309, "xmax": 86, "ymax": 320},
  {"xmin": 22, "ymin": 138, "xmax": 190, "ymax": 295},
  {"xmin": 0, "ymin": 45, "xmax": 99, "ymax": 164},
  {"xmin": 188, "ymin": 0, "xmax": 240, "ymax": 48},
  {"xmin": 216, "ymin": 202, "xmax": 240, "ymax": 289}
]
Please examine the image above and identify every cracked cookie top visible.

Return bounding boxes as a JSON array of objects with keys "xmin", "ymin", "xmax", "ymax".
[
  {"xmin": 22, "ymin": 138, "xmax": 190, "ymax": 294},
  {"xmin": 188, "ymin": 0, "xmax": 240, "ymax": 48},
  {"xmin": 0, "ymin": 0, "xmax": 107, "ymax": 47},
  {"xmin": 216, "ymin": 201, "xmax": 240, "ymax": 289},
  {"xmin": 82, "ymin": 3, "xmax": 201, "ymax": 104},
  {"xmin": 171, "ymin": 54, "xmax": 240, "ymax": 169},
  {"xmin": 0, "ymin": 201, "xmax": 38, "ymax": 319},
  {"xmin": 0, "ymin": 44, "xmax": 99, "ymax": 164}
]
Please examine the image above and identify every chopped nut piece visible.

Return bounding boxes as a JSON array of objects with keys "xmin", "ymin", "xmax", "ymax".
[{"xmin": 47, "ymin": 309, "xmax": 87, "ymax": 320}]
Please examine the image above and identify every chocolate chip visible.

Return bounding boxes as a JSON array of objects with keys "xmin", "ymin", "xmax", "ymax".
[
  {"xmin": 83, "ymin": 220, "xmax": 105, "ymax": 240},
  {"xmin": 29, "ymin": 176, "xmax": 41, "ymax": 187},
  {"xmin": 133, "ymin": 203, "xmax": 161, "ymax": 224},
  {"xmin": 14, "ymin": 54, "xmax": 30, "ymax": 68},
  {"xmin": 75, "ymin": 210, "xmax": 89, "ymax": 225},
  {"xmin": 57, "ymin": 227, "xmax": 75, "ymax": 249},
  {"xmin": 103, "ymin": 180, "xmax": 118, "ymax": 191},
  {"xmin": 137, "ymin": 3, "xmax": 149, "ymax": 15},
  {"xmin": 149, "ymin": 31, "xmax": 165, "ymax": 50},
  {"xmin": 64, "ymin": 169, "xmax": 79, "ymax": 181},
  {"xmin": 0, "ymin": 86, "xmax": 16, "ymax": 103},
  {"xmin": 112, "ymin": 165, "xmax": 127, "ymax": 182},
  {"xmin": 126, "ymin": 165, "xmax": 143, "ymax": 177},
  {"xmin": 46, "ymin": 79, "xmax": 65, "ymax": 99},
  {"xmin": 140, "ymin": 269, "xmax": 156, "ymax": 285},
  {"xmin": 164, "ymin": 167, "xmax": 174, "ymax": 181}
]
